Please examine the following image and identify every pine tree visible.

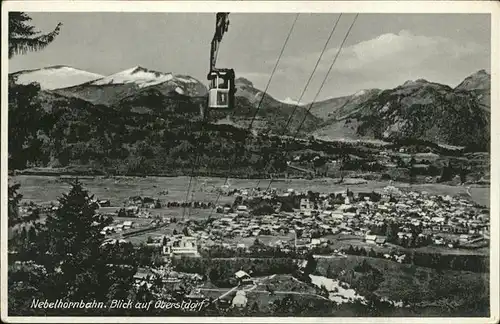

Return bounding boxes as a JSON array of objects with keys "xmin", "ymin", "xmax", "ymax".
[
  {"xmin": 44, "ymin": 179, "xmax": 114, "ymax": 302},
  {"xmin": 8, "ymin": 183, "xmax": 44, "ymax": 261},
  {"xmin": 385, "ymin": 221, "xmax": 398, "ymax": 243},
  {"xmin": 438, "ymin": 162, "xmax": 454, "ymax": 183},
  {"xmin": 8, "ymin": 260, "xmax": 48, "ymax": 315},
  {"xmin": 326, "ymin": 264, "xmax": 334, "ymax": 278},
  {"xmin": 8, "ymin": 184, "xmax": 48, "ymax": 315},
  {"xmin": 8, "ymin": 13, "xmax": 62, "ymax": 167},
  {"xmin": 459, "ymin": 167, "xmax": 467, "ymax": 184},
  {"xmin": 9, "ymin": 12, "xmax": 62, "ymax": 58},
  {"xmin": 8, "ymin": 81, "xmax": 49, "ymax": 168}
]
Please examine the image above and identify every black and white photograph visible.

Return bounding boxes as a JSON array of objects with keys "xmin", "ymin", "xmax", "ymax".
[{"xmin": 2, "ymin": 1, "xmax": 499, "ymax": 322}]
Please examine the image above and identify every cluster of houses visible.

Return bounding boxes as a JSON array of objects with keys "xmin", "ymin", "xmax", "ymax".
[
  {"xmin": 123, "ymin": 195, "xmax": 218, "ymax": 212},
  {"xmin": 132, "ymin": 265, "xmax": 205, "ymax": 299},
  {"xmin": 172, "ymin": 185, "xmax": 490, "ymax": 251},
  {"xmin": 99, "ymin": 220, "xmax": 136, "ymax": 235},
  {"xmin": 21, "ymin": 181, "xmax": 489, "ymax": 256},
  {"xmin": 131, "ymin": 267, "xmax": 257, "ymax": 311}
]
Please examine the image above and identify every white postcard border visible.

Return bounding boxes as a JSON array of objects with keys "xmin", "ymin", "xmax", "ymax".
[{"xmin": 1, "ymin": 1, "xmax": 499, "ymax": 323}]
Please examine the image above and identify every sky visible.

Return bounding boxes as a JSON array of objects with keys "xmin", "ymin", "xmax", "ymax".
[{"xmin": 9, "ymin": 12, "xmax": 491, "ymax": 102}]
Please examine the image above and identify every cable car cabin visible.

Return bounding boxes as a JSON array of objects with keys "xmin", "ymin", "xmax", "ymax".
[{"xmin": 208, "ymin": 69, "xmax": 235, "ymax": 110}]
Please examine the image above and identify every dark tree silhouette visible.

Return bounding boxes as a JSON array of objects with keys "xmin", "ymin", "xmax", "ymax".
[
  {"xmin": 9, "ymin": 180, "xmax": 139, "ymax": 315},
  {"xmin": 9, "ymin": 12, "xmax": 62, "ymax": 58}
]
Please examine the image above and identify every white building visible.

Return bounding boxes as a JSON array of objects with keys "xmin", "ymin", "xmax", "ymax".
[
  {"xmin": 123, "ymin": 221, "xmax": 134, "ymax": 229},
  {"xmin": 237, "ymin": 205, "xmax": 249, "ymax": 212},
  {"xmin": 163, "ymin": 236, "xmax": 200, "ymax": 258}
]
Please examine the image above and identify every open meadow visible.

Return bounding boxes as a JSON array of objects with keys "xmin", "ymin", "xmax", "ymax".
[{"xmin": 9, "ymin": 175, "xmax": 490, "ymax": 207}]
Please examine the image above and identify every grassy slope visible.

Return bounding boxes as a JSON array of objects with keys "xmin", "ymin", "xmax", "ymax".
[{"xmin": 316, "ymin": 255, "xmax": 489, "ymax": 308}]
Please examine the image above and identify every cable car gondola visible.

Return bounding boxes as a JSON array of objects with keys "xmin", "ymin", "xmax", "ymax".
[
  {"xmin": 208, "ymin": 68, "xmax": 235, "ymax": 109},
  {"xmin": 207, "ymin": 13, "xmax": 235, "ymax": 112}
]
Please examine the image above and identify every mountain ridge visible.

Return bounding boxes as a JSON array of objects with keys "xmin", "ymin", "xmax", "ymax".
[
  {"xmin": 10, "ymin": 65, "xmax": 104, "ymax": 90},
  {"xmin": 48, "ymin": 66, "xmax": 208, "ymax": 105},
  {"xmin": 9, "ymin": 66, "xmax": 490, "ymax": 148},
  {"xmin": 7, "ymin": 67, "xmax": 491, "ymax": 179},
  {"xmin": 313, "ymin": 70, "xmax": 490, "ymax": 150}
]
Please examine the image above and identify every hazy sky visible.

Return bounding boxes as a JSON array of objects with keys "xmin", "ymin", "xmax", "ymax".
[{"xmin": 9, "ymin": 12, "xmax": 491, "ymax": 101}]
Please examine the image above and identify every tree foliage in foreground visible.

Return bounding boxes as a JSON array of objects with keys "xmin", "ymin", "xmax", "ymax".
[
  {"xmin": 8, "ymin": 180, "xmax": 137, "ymax": 315},
  {"xmin": 9, "ymin": 12, "xmax": 62, "ymax": 58}
]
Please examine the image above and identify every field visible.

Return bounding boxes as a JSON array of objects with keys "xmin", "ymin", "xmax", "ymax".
[{"xmin": 10, "ymin": 175, "xmax": 490, "ymax": 207}]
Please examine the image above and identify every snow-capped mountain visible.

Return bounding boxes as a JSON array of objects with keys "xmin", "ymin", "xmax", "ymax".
[
  {"xmin": 51, "ymin": 66, "xmax": 208, "ymax": 105},
  {"xmin": 353, "ymin": 89, "xmax": 368, "ymax": 97},
  {"xmin": 90, "ymin": 66, "xmax": 199, "ymax": 89},
  {"xmin": 10, "ymin": 65, "xmax": 103, "ymax": 90},
  {"xmin": 280, "ymin": 97, "xmax": 305, "ymax": 106}
]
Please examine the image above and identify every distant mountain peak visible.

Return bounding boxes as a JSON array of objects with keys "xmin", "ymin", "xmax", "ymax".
[
  {"xmin": 235, "ymin": 77, "xmax": 254, "ymax": 88},
  {"xmin": 455, "ymin": 69, "xmax": 491, "ymax": 91},
  {"xmin": 402, "ymin": 78, "xmax": 429, "ymax": 87},
  {"xmin": 352, "ymin": 89, "xmax": 381, "ymax": 98},
  {"xmin": 50, "ymin": 65, "xmax": 208, "ymax": 105},
  {"xmin": 10, "ymin": 66, "xmax": 104, "ymax": 90},
  {"xmin": 123, "ymin": 66, "xmax": 170, "ymax": 76},
  {"xmin": 43, "ymin": 65, "xmax": 73, "ymax": 70},
  {"xmin": 314, "ymin": 72, "xmax": 489, "ymax": 149},
  {"xmin": 353, "ymin": 90, "xmax": 367, "ymax": 97},
  {"xmin": 126, "ymin": 66, "xmax": 164, "ymax": 77},
  {"xmin": 280, "ymin": 97, "xmax": 304, "ymax": 106},
  {"xmin": 13, "ymin": 65, "xmax": 96, "ymax": 74},
  {"xmin": 127, "ymin": 66, "xmax": 145, "ymax": 73},
  {"xmin": 475, "ymin": 69, "xmax": 489, "ymax": 76},
  {"xmin": 91, "ymin": 66, "xmax": 177, "ymax": 88}
]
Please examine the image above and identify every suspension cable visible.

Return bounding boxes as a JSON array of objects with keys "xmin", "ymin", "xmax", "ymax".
[
  {"xmin": 255, "ymin": 13, "xmax": 343, "ymax": 189},
  {"xmin": 182, "ymin": 111, "xmax": 209, "ymax": 218},
  {"xmin": 280, "ymin": 13, "xmax": 343, "ymax": 136},
  {"xmin": 266, "ymin": 13, "xmax": 359, "ymax": 191}
]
